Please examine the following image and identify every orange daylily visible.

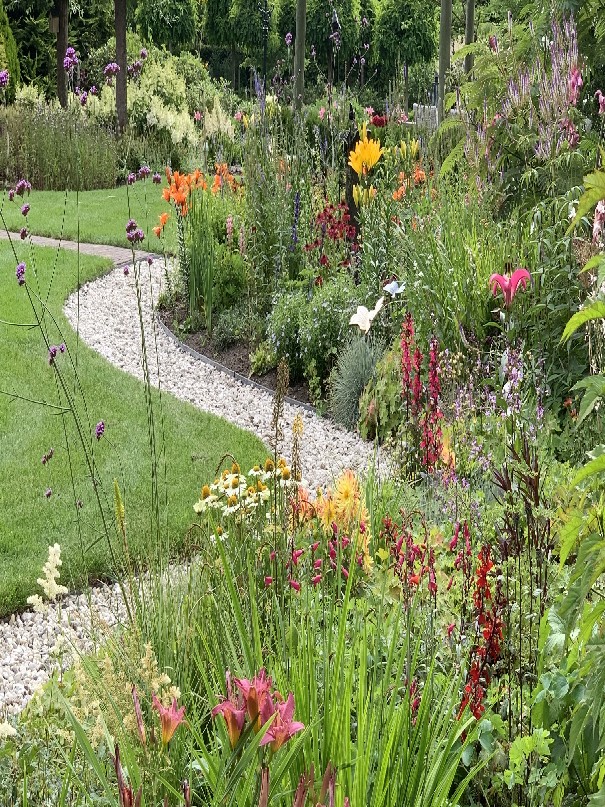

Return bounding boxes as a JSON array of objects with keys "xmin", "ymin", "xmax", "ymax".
[{"xmin": 153, "ymin": 212, "xmax": 170, "ymax": 237}]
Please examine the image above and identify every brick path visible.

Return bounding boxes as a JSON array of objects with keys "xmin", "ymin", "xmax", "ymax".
[{"xmin": 0, "ymin": 231, "xmax": 153, "ymax": 265}]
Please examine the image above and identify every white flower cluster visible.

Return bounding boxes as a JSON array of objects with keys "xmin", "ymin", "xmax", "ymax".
[
  {"xmin": 194, "ymin": 460, "xmax": 294, "ymax": 520},
  {"xmin": 0, "ymin": 721, "xmax": 17, "ymax": 741},
  {"xmin": 26, "ymin": 543, "xmax": 68, "ymax": 613}
]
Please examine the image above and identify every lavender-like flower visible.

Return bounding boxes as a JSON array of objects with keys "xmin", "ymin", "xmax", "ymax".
[
  {"xmin": 8, "ymin": 188, "xmax": 15, "ymax": 201},
  {"xmin": 89, "ymin": 85, "xmax": 98, "ymax": 96},
  {"xmin": 140, "ymin": 48, "xmax": 148, "ymax": 59},
  {"xmin": 15, "ymin": 179, "xmax": 31, "ymax": 196},
  {"xmin": 126, "ymin": 219, "xmax": 138, "ymax": 233},
  {"xmin": 138, "ymin": 165, "xmax": 151, "ymax": 179},
  {"xmin": 126, "ymin": 172, "xmax": 136, "ymax": 185},
  {"xmin": 152, "ymin": 172, "xmax": 162, "ymax": 184},
  {"xmin": 95, "ymin": 421, "xmax": 105, "ymax": 440},
  {"xmin": 127, "ymin": 228, "xmax": 145, "ymax": 244},
  {"xmin": 21, "ymin": 203, "xmax": 30, "ymax": 216},
  {"xmin": 63, "ymin": 46, "xmax": 78, "ymax": 72},
  {"xmin": 16, "ymin": 262, "xmax": 26, "ymax": 285},
  {"xmin": 79, "ymin": 91, "xmax": 88, "ymax": 106},
  {"xmin": 0, "ymin": 70, "xmax": 9, "ymax": 88},
  {"xmin": 103, "ymin": 62, "xmax": 120, "ymax": 84},
  {"xmin": 285, "ymin": 32, "xmax": 293, "ymax": 47}
]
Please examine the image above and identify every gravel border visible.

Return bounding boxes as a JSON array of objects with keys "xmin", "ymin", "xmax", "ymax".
[{"xmin": 1, "ymin": 255, "xmax": 379, "ymax": 716}]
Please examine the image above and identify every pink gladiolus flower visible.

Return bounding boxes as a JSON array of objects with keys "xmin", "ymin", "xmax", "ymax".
[
  {"xmin": 596, "ymin": 90, "xmax": 605, "ymax": 115},
  {"xmin": 212, "ymin": 671, "xmax": 247, "ymax": 748},
  {"xmin": 489, "ymin": 268, "xmax": 531, "ymax": 307},
  {"xmin": 259, "ymin": 692, "xmax": 305, "ymax": 752},
  {"xmin": 152, "ymin": 694, "xmax": 186, "ymax": 745}
]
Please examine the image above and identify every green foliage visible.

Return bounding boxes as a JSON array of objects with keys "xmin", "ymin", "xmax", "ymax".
[
  {"xmin": 136, "ymin": 0, "xmax": 197, "ymax": 52},
  {"xmin": 329, "ymin": 334, "xmax": 383, "ymax": 431},
  {"xmin": 266, "ymin": 288, "xmax": 307, "ymax": 379},
  {"xmin": 213, "ymin": 303, "xmax": 255, "ymax": 350},
  {"xmin": 0, "ymin": 101, "xmax": 118, "ymax": 190},
  {"xmin": 0, "ymin": 0, "xmax": 19, "ymax": 101},
  {"xmin": 358, "ymin": 337, "xmax": 402, "ymax": 441},
  {"xmin": 186, "ymin": 189, "xmax": 216, "ymax": 330},
  {"xmin": 373, "ymin": 0, "xmax": 437, "ymax": 77},
  {"xmin": 212, "ymin": 243, "xmax": 248, "ymax": 315},
  {"xmin": 249, "ymin": 339, "xmax": 277, "ymax": 376}
]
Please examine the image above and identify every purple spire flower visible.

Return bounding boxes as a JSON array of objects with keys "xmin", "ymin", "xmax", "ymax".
[
  {"xmin": 89, "ymin": 85, "xmax": 98, "ymax": 96},
  {"xmin": 95, "ymin": 421, "xmax": 105, "ymax": 440},
  {"xmin": 8, "ymin": 188, "xmax": 15, "ymax": 201},
  {"xmin": 63, "ymin": 46, "xmax": 78, "ymax": 72},
  {"xmin": 80, "ymin": 91, "xmax": 88, "ymax": 106},
  {"xmin": 596, "ymin": 89, "xmax": 605, "ymax": 115},
  {"xmin": 21, "ymin": 203, "xmax": 30, "ymax": 216},
  {"xmin": 127, "ymin": 228, "xmax": 145, "ymax": 244},
  {"xmin": 103, "ymin": 62, "xmax": 120, "ymax": 84},
  {"xmin": 285, "ymin": 32, "xmax": 293, "ymax": 47},
  {"xmin": 123, "ymin": 265, "xmax": 130, "ymax": 275},
  {"xmin": 16, "ymin": 262, "xmax": 26, "ymax": 285},
  {"xmin": 15, "ymin": 179, "xmax": 31, "ymax": 196},
  {"xmin": 0, "ymin": 70, "xmax": 9, "ymax": 88}
]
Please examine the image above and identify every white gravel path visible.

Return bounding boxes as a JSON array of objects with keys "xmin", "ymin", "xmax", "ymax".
[{"xmin": 1, "ymin": 256, "xmax": 379, "ymax": 716}]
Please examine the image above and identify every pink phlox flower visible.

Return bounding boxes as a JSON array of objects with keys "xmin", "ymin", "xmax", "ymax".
[
  {"xmin": 489, "ymin": 267, "xmax": 531, "ymax": 307},
  {"xmin": 258, "ymin": 692, "xmax": 305, "ymax": 752}
]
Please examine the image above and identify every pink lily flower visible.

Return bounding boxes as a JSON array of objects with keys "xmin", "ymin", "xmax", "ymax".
[
  {"xmin": 211, "ymin": 671, "xmax": 247, "ymax": 748},
  {"xmin": 152, "ymin": 693, "xmax": 186, "ymax": 746},
  {"xmin": 489, "ymin": 268, "xmax": 531, "ymax": 308},
  {"xmin": 234, "ymin": 668, "xmax": 274, "ymax": 728},
  {"xmin": 259, "ymin": 692, "xmax": 305, "ymax": 752}
]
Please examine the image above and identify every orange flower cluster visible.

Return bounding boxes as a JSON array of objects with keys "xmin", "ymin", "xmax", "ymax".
[
  {"xmin": 392, "ymin": 165, "xmax": 427, "ymax": 201},
  {"xmin": 153, "ymin": 212, "xmax": 170, "ymax": 238},
  {"xmin": 162, "ymin": 168, "xmax": 207, "ymax": 215},
  {"xmin": 211, "ymin": 162, "xmax": 239, "ymax": 194}
]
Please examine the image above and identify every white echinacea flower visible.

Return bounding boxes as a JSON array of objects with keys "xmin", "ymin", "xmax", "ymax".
[{"xmin": 349, "ymin": 296, "xmax": 384, "ymax": 334}]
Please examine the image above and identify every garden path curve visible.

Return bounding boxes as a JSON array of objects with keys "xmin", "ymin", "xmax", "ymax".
[{"xmin": 1, "ymin": 234, "xmax": 379, "ymax": 716}]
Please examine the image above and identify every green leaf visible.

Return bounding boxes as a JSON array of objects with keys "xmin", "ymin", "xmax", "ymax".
[
  {"xmin": 572, "ymin": 375, "xmax": 605, "ymax": 426},
  {"xmin": 561, "ymin": 302, "xmax": 605, "ymax": 343},
  {"xmin": 572, "ymin": 454, "xmax": 605, "ymax": 487},
  {"xmin": 439, "ymin": 137, "xmax": 466, "ymax": 178},
  {"xmin": 567, "ymin": 171, "xmax": 605, "ymax": 234}
]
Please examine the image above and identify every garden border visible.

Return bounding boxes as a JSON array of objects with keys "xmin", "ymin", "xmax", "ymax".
[{"xmin": 154, "ymin": 314, "xmax": 316, "ymax": 413}]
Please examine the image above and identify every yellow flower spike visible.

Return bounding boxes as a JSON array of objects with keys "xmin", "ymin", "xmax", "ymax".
[
  {"xmin": 353, "ymin": 184, "xmax": 362, "ymax": 207},
  {"xmin": 400, "ymin": 140, "xmax": 407, "ymax": 159},
  {"xmin": 410, "ymin": 139, "xmax": 420, "ymax": 160}
]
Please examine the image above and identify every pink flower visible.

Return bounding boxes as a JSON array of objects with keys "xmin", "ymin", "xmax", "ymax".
[
  {"xmin": 259, "ymin": 692, "xmax": 305, "ymax": 752},
  {"xmin": 318, "ymin": 106, "xmax": 326, "ymax": 120},
  {"xmin": 234, "ymin": 110, "xmax": 243, "ymax": 122},
  {"xmin": 593, "ymin": 200, "xmax": 605, "ymax": 244},
  {"xmin": 234, "ymin": 668, "xmax": 274, "ymax": 726},
  {"xmin": 194, "ymin": 110, "xmax": 202, "ymax": 122},
  {"xmin": 596, "ymin": 90, "xmax": 605, "ymax": 115},
  {"xmin": 489, "ymin": 267, "xmax": 531, "ymax": 308},
  {"xmin": 212, "ymin": 671, "xmax": 247, "ymax": 748},
  {"xmin": 152, "ymin": 694, "xmax": 186, "ymax": 745},
  {"xmin": 447, "ymin": 622, "xmax": 456, "ymax": 638},
  {"xmin": 568, "ymin": 66, "xmax": 583, "ymax": 105},
  {"xmin": 289, "ymin": 578, "xmax": 301, "ymax": 592},
  {"xmin": 264, "ymin": 576, "xmax": 273, "ymax": 587},
  {"xmin": 131, "ymin": 687, "xmax": 146, "ymax": 746}
]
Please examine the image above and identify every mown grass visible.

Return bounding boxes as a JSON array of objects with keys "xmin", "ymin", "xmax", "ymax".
[
  {"xmin": 0, "ymin": 241, "xmax": 265, "ymax": 616},
  {"xmin": 0, "ymin": 183, "xmax": 177, "ymax": 253}
]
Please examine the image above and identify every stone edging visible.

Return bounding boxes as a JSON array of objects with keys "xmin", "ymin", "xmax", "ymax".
[{"xmin": 154, "ymin": 314, "xmax": 316, "ymax": 414}]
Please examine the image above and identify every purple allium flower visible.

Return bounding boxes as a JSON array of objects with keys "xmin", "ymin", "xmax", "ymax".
[
  {"xmin": 15, "ymin": 179, "xmax": 31, "ymax": 196},
  {"xmin": 138, "ymin": 165, "xmax": 151, "ymax": 178},
  {"xmin": 140, "ymin": 48, "xmax": 148, "ymax": 60},
  {"xmin": 19, "ymin": 227, "xmax": 27, "ymax": 240},
  {"xmin": 285, "ymin": 32, "xmax": 293, "ymax": 46},
  {"xmin": 152, "ymin": 172, "xmax": 162, "ymax": 184},
  {"xmin": 21, "ymin": 203, "xmax": 30, "ymax": 216},
  {"xmin": 89, "ymin": 85, "xmax": 98, "ymax": 96},
  {"xmin": 48, "ymin": 345, "xmax": 58, "ymax": 364},
  {"xmin": 103, "ymin": 62, "xmax": 120, "ymax": 84},
  {"xmin": 127, "ymin": 228, "xmax": 145, "ymax": 244},
  {"xmin": 95, "ymin": 421, "xmax": 105, "ymax": 440},
  {"xmin": 16, "ymin": 262, "xmax": 26, "ymax": 285},
  {"xmin": 45, "ymin": 488, "xmax": 52, "ymax": 499},
  {"xmin": 0, "ymin": 70, "xmax": 9, "ymax": 88},
  {"xmin": 127, "ymin": 172, "xmax": 136, "ymax": 185},
  {"xmin": 126, "ymin": 218, "xmax": 138, "ymax": 233}
]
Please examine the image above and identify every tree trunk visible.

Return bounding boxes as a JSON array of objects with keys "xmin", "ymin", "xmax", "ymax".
[
  {"xmin": 438, "ymin": 0, "xmax": 452, "ymax": 125},
  {"xmin": 464, "ymin": 0, "xmax": 475, "ymax": 75},
  {"xmin": 294, "ymin": 0, "xmax": 306, "ymax": 109},
  {"xmin": 114, "ymin": 0, "xmax": 128, "ymax": 133},
  {"xmin": 57, "ymin": 0, "xmax": 68, "ymax": 108}
]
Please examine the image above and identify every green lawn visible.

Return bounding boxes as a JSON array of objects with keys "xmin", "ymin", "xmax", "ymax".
[
  {"xmin": 0, "ymin": 184, "xmax": 177, "ymax": 253},
  {"xmin": 0, "ymin": 241, "xmax": 264, "ymax": 616}
]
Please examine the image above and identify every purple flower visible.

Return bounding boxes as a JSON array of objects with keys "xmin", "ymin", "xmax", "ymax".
[
  {"xmin": 127, "ymin": 228, "xmax": 145, "ymax": 244},
  {"xmin": 80, "ymin": 91, "xmax": 88, "ymax": 106},
  {"xmin": 103, "ymin": 62, "xmax": 120, "ymax": 84},
  {"xmin": 8, "ymin": 188, "xmax": 15, "ymax": 201},
  {"xmin": 63, "ymin": 46, "xmax": 78, "ymax": 72},
  {"xmin": 596, "ymin": 89, "xmax": 605, "ymax": 115},
  {"xmin": 128, "ymin": 60, "xmax": 143, "ymax": 78},
  {"xmin": 147, "ymin": 256, "xmax": 153, "ymax": 265},
  {"xmin": 285, "ymin": 32, "xmax": 293, "ymax": 47},
  {"xmin": 45, "ymin": 488, "xmax": 52, "ymax": 499},
  {"xmin": 138, "ymin": 165, "xmax": 151, "ymax": 178},
  {"xmin": 15, "ymin": 179, "xmax": 31, "ymax": 196},
  {"xmin": 89, "ymin": 85, "xmax": 98, "ymax": 96},
  {"xmin": 59, "ymin": 343, "xmax": 66, "ymax": 353},
  {"xmin": 48, "ymin": 345, "xmax": 58, "ymax": 365},
  {"xmin": 123, "ymin": 265, "xmax": 130, "ymax": 275},
  {"xmin": 0, "ymin": 70, "xmax": 9, "ymax": 88},
  {"xmin": 140, "ymin": 48, "xmax": 148, "ymax": 59},
  {"xmin": 19, "ymin": 227, "xmax": 27, "ymax": 240},
  {"xmin": 126, "ymin": 218, "xmax": 138, "ymax": 233},
  {"xmin": 152, "ymin": 172, "xmax": 162, "ymax": 184},
  {"xmin": 21, "ymin": 203, "xmax": 30, "ymax": 216},
  {"xmin": 16, "ymin": 262, "xmax": 26, "ymax": 285},
  {"xmin": 95, "ymin": 421, "xmax": 105, "ymax": 440},
  {"xmin": 127, "ymin": 172, "xmax": 136, "ymax": 185}
]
